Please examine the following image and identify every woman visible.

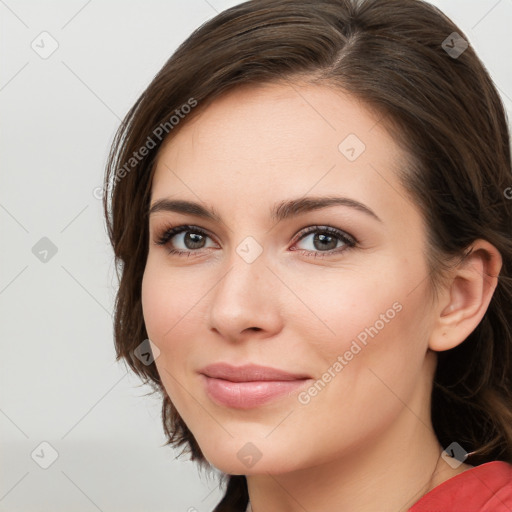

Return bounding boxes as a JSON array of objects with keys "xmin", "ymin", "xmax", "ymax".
[{"xmin": 103, "ymin": 0, "xmax": 512, "ymax": 510}]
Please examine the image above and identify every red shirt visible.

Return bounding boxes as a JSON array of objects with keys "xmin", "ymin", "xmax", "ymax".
[{"xmin": 409, "ymin": 461, "xmax": 512, "ymax": 511}]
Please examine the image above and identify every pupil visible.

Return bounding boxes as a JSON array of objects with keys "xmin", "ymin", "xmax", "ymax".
[
  {"xmin": 315, "ymin": 233, "xmax": 336, "ymax": 250},
  {"xmin": 186, "ymin": 232, "xmax": 204, "ymax": 249}
]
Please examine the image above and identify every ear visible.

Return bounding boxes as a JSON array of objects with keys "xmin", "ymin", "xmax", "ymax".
[{"xmin": 429, "ymin": 239, "xmax": 502, "ymax": 352}]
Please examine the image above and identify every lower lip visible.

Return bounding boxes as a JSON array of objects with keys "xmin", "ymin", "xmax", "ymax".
[{"xmin": 200, "ymin": 374, "xmax": 311, "ymax": 409}]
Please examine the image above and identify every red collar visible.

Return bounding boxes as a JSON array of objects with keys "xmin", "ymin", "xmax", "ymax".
[{"xmin": 409, "ymin": 461, "xmax": 512, "ymax": 511}]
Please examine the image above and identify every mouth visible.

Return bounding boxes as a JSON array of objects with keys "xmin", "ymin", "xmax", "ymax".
[
  {"xmin": 200, "ymin": 375, "xmax": 312, "ymax": 409},
  {"xmin": 199, "ymin": 362, "xmax": 312, "ymax": 409},
  {"xmin": 199, "ymin": 362, "xmax": 312, "ymax": 382}
]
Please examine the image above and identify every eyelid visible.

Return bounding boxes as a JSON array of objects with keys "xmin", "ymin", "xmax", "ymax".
[
  {"xmin": 154, "ymin": 223, "xmax": 217, "ymax": 247},
  {"xmin": 293, "ymin": 225, "xmax": 357, "ymax": 245},
  {"xmin": 153, "ymin": 222, "xmax": 357, "ymax": 259}
]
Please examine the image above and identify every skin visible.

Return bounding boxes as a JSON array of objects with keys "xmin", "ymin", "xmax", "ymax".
[{"xmin": 141, "ymin": 82, "xmax": 502, "ymax": 511}]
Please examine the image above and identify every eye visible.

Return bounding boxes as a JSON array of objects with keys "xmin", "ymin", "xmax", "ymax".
[
  {"xmin": 153, "ymin": 224, "xmax": 357, "ymax": 259},
  {"xmin": 291, "ymin": 226, "xmax": 356, "ymax": 258},
  {"xmin": 154, "ymin": 224, "xmax": 216, "ymax": 256}
]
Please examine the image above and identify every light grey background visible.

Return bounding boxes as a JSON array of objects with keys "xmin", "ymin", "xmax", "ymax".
[{"xmin": 1, "ymin": 1, "xmax": 511, "ymax": 511}]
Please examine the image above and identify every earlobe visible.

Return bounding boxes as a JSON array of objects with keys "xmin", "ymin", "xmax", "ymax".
[{"xmin": 429, "ymin": 240, "xmax": 502, "ymax": 352}]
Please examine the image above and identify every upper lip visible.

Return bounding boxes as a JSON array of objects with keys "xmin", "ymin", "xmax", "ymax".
[{"xmin": 199, "ymin": 362, "xmax": 311, "ymax": 382}]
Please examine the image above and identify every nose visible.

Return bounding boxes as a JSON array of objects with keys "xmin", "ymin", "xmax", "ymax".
[{"xmin": 207, "ymin": 249, "xmax": 283, "ymax": 343}]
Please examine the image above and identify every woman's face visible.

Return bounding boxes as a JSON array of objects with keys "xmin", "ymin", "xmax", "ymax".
[{"xmin": 142, "ymin": 82, "xmax": 439, "ymax": 475}]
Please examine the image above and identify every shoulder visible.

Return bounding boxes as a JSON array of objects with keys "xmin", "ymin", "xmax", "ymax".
[{"xmin": 409, "ymin": 461, "xmax": 512, "ymax": 512}]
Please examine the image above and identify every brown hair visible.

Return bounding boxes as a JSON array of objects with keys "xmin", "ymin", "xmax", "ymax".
[{"xmin": 103, "ymin": 0, "xmax": 512, "ymax": 510}]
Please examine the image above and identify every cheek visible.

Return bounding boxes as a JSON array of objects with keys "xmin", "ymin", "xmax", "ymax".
[
  {"xmin": 141, "ymin": 258, "xmax": 212, "ymax": 378},
  {"xmin": 141, "ymin": 262, "xmax": 198, "ymax": 412},
  {"xmin": 298, "ymin": 255, "xmax": 431, "ymax": 381},
  {"xmin": 141, "ymin": 259, "xmax": 199, "ymax": 342},
  {"xmin": 291, "ymin": 268, "xmax": 402, "ymax": 354},
  {"xmin": 291, "ymin": 276, "xmax": 430, "ymax": 446},
  {"xmin": 141, "ymin": 264, "xmax": 168, "ymax": 342}
]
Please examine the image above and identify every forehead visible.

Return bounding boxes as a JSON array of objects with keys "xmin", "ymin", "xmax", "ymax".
[
  {"xmin": 150, "ymin": 82, "xmax": 412, "ymax": 225},
  {"xmin": 156, "ymin": 82, "xmax": 389, "ymax": 166}
]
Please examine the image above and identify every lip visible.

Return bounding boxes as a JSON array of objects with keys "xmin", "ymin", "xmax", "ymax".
[
  {"xmin": 199, "ymin": 363, "xmax": 312, "ymax": 409},
  {"xmin": 199, "ymin": 362, "xmax": 311, "ymax": 382}
]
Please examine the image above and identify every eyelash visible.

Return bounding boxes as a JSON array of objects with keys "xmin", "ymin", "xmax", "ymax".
[{"xmin": 153, "ymin": 224, "xmax": 357, "ymax": 259}]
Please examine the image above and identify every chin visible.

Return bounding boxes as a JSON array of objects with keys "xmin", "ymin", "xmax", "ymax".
[{"xmin": 201, "ymin": 442, "xmax": 302, "ymax": 476}]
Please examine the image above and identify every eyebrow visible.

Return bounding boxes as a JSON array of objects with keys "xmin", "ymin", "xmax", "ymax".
[{"xmin": 148, "ymin": 196, "xmax": 382, "ymax": 224}]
